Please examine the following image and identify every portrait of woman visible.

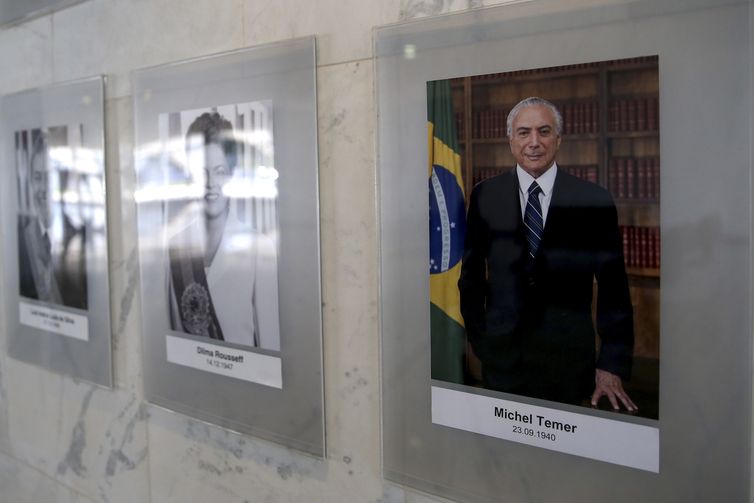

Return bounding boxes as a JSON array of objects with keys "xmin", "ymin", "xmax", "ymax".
[{"xmin": 166, "ymin": 110, "xmax": 280, "ymax": 350}]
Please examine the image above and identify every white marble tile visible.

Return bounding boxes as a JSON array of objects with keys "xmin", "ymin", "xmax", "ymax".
[
  {"xmin": 147, "ymin": 404, "xmax": 384, "ymax": 503},
  {"xmin": 397, "ymin": 0, "xmax": 482, "ymax": 20},
  {"xmin": 317, "ymin": 60, "xmax": 381, "ymax": 475},
  {"xmin": 104, "ymin": 94, "xmax": 144, "ymax": 390},
  {"xmin": 383, "ymin": 483, "xmax": 458, "ymax": 503},
  {"xmin": 242, "ymin": 0, "xmax": 384, "ymax": 65},
  {"xmin": 5, "ymin": 359, "xmax": 149, "ymax": 503},
  {"xmin": 52, "ymin": 0, "xmax": 245, "ymax": 98},
  {"xmin": 0, "ymin": 16, "xmax": 53, "ymax": 95},
  {"xmin": 0, "ymin": 450, "xmax": 95, "ymax": 503}
]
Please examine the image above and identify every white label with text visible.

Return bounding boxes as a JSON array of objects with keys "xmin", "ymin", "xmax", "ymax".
[
  {"xmin": 432, "ymin": 386, "xmax": 659, "ymax": 472},
  {"xmin": 166, "ymin": 335, "xmax": 282, "ymax": 389},
  {"xmin": 19, "ymin": 301, "xmax": 89, "ymax": 341}
]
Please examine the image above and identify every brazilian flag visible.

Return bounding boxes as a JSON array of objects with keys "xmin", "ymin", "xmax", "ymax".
[{"xmin": 428, "ymin": 80, "xmax": 466, "ymax": 383}]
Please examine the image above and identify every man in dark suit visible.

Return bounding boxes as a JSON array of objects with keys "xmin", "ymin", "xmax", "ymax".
[
  {"xmin": 458, "ymin": 97, "xmax": 636, "ymax": 411},
  {"xmin": 17, "ymin": 131, "xmax": 88, "ymax": 310}
]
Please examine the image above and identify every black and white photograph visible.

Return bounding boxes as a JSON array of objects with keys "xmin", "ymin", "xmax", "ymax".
[
  {"xmin": 149, "ymin": 103, "xmax": 281, "ymax": 351},
  {"xmin": 15, "ymin": 125, "xmax": 96, "ymax": 311},
  {"xmin": 1, "ymin": 76, "xmax": 112, "ymax": 386}
]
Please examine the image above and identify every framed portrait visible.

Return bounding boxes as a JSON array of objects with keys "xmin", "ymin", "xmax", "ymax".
[
  {"xmin": 377, "ymin": 0, "xmax": 751, "ymax": 501},
  {"xmin": 0, "ymin": 76, "xmax": 112, "ymax": 387},
  {"xmin": 133, "ymin": 37, "xmax": 324, "ymax": 456}
]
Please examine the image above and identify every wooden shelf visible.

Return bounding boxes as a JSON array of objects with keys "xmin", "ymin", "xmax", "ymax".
[
  {"xmin": 627, "ymin": 267, "xmax": 660, "ymax": 279},
  {"xmin": 607, "ymin": 130, "xmax": 659, "ymax": 139}
]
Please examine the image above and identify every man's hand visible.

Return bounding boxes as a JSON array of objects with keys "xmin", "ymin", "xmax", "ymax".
[{"xmin": 590, "ymin": 369, "xmax": 637, "ymax": 412}]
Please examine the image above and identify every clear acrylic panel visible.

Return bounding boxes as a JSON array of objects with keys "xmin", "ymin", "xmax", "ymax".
[
  {"xmin": 377, "ymin": 0, "xmax": 751, "ymax": 500},
  {"xmin": 1, "ymin": 76, "xmax": 113, "ymax": 387},
  {"xmin": 133, "ymin": 37, "xmax": 324, "ymax": 456}
]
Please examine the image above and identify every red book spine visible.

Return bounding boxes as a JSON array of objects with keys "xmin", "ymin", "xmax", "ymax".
[
  {"xmin": 590, "ymin": 101, "xmax": 598, "ymax": 133},
  {"xmin": 653, "ymin": 157, "xmax": 660, "ymax": 199},
  {"xmin": 609, "ymin": 101, "xmax": 617, "ymax": 132},
  {"xmin": 629, "ymin": 226, "xmax": 637, "ymax": 267},
  {"xmin": 617, "ymin": 158, "xmax": 626, "ymax": 199},
  {"xmin": 588, "ymin": 165, "xmax": 598, "ymax": 185},
  {"xmin": 619, "ymin": 100, "xmax": 628, "ymax": 131},
  {"xmin": 621, "ymin": 226, "xmax": 630, "ymax": 265},
  {"xmin": 626, "ymin": 158, "xmax": 635, "ymax": 199},
  {"xmin": 654, "ymin": 227, "xmax": 661, "ymax": 268},
  {"xmin": 564, "ymin": 103, "xmax": 573, "ymax": 135},
  {"xmin": 636, "ymin": 98, "xmax": 646, "ymax": 131},
  {"xmin": 608, "ymin": 159, "xmax": 617, "ymax": 195},
  {"xmin": 647, "ymin": 97, "xmax": 658, "ymax": 131},
  {"xmin": 628, "ymin": 99, "xmax": 637, "ymax": 131},
  {"xmin": 639, "ymin": 227, "xmax": 648, "ymax": 268},
  {"xmin": 637, "ymin": 158, "xmax": 647, "ymax": 199},
  {"xmin": 472, "ymin": 111, "xmax": 479, "ymax": 138}
]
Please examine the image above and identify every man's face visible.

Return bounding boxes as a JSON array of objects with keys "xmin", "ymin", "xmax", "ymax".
[
  {"xmin": 200, "ymin": 142, "xmax": 232, "ymax": 220},
  {"xmin": 30, "ymin": 150, "xmax": 52, "ymax": 229},
  {"xmin": 509, "ymin": 104, "xmax": 561, "ymax": 178}
]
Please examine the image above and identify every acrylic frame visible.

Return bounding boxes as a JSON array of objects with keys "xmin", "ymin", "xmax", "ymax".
[
  {"xmin": 377, "ymin": 0, "xmax": 751, "ymax": 501},
  {"xmin": 133, "ymin": 37, "xmax": 324, "ymax": 456},
  {"xmin": 0, "ymin": 0, "xmax": 86, "ymax": 27},
  {"xmin": 0, "ymin": 76, "xmax": 113, "ymax": 387}
]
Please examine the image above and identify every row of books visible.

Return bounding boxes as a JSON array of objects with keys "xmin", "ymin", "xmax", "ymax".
[
  {"xmin": 460, "ymin": 98, "xmax": 658, "ymax": 139},
  {"xmin": 459, "ymin": 101, "xmax": 603, "ymax": 139},
  {"xmin": 560, "ymin": 165, "xmax": 599, "ymax": 185},
  {"xmin": 464, "ymin": 109, "xmax": 508, "ymax": 139},
  {"xmin": 607, "ymin": 157, "xmax": 660, "ymax": 200},
  {"xmin": 470, "ymin": 166, "xmax": 510, "ymax": 186},
  {"xmin": 608, "ymin": 98, "xmax": 659, "ymax": 132},
  {"xmin": 620, "ymin": 225, "xmax": 660, "ymax": 269},
  {"xmin": 462, "ymin": 57, "xmax": 657, "ymax": 83},
  {"xmin": 560, "ymin": 102, "xmax": 599, "ymax": 135},
  {"xmin": 470, "ymin": 62, "xmax": 600, "ymax": 81}
]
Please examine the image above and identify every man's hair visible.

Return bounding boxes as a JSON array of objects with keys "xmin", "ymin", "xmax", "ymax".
[
  {"xmin": 185, "ymin": 112, "xmax": 238, "ymax": 169},
  {"xmin": 506, "ymin": 97, "xmax": 563, "ymax": 137}
]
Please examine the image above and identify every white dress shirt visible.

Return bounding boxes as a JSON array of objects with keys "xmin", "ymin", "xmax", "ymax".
[{"xmin": 516, "ymin": 163, "xmax": 558, "ymax": 226}]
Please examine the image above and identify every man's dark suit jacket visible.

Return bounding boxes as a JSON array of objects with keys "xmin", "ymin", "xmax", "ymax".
[
  {"xmin": 458, "ymin": 169, "xmax": 633, "ymax": 405},
  {"xmin": 18, "ymin": 214, "xmax": 88, "ymax": 310}
]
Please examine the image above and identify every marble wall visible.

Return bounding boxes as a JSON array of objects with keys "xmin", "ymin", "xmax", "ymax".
[{"xmin": 0, "ymin": 1, "xmax": 682, "ymax": 502}]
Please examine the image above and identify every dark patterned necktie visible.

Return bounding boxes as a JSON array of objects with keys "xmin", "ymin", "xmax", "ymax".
[
  {"xmin": 524, "ymin": 182, "xmax": 543, "ymax": 259},
  {"xmin": 41, "ymin": 232, "xmax": 52, "ymax": 264}
]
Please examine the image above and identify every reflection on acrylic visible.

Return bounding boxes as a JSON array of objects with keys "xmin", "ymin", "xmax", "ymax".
[
  {"xmin": 15, "ymin": 125, "xmax": 104, "ymax": 311},
  {"xmin": 136, "ymin": 101, "xmax": 280, "ymax": 351}
]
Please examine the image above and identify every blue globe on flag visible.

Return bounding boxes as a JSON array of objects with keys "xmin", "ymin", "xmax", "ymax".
[{"xmin": 429, "ymin": 164, "xmax": 466, "ymax": 275}]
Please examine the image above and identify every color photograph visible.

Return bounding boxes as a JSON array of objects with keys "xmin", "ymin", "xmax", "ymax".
[{"xmin": 429, "ymin": 56, "xmax": 660, "ymax": 420}]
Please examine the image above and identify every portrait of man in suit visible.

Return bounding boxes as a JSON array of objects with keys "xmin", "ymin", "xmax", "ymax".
[
  {"xmin": 17, "ymin": 128, "xmax": 88, "ymax": 311},
  {"xmin": 458, "ymin": 97, "xmax": 636, "ymax": 411}
]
